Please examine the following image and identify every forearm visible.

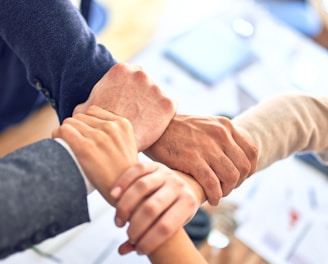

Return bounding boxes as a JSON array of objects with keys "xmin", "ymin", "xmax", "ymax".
[
  {"xmin": 0, "ymin": 0, "xmax": 116, "ymax": 121},
  {"xmin": 233, "ymin": 94, "xmax": 328, "ymax": 171},
  {"xmin": 0, "ymin": 139, "xmax": 89, "ymax": 258},
  {"xmin": 146, "ymin": 171, "xmax": 206, "ymax": 263},
  {"xmin": 148, "ymin": 228, "xmax": 207, "ymax": 264}
]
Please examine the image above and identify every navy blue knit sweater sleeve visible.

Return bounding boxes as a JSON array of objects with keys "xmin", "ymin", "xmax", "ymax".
[{"xmin": 0, "ymin": 0, "xmax": 117, "ymax": 122}]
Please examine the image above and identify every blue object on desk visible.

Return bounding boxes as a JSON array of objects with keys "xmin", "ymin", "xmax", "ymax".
[
  {"xmin": 295, "ymin": 152, "xmax": 328, "ymax": 176},
  {"xmin": 164, "ymin": 18, "xmax": 255, "ymax": 85},
  {"xmin": 259, "ymin": 0, "xmax": 322, "ymax": 37}
]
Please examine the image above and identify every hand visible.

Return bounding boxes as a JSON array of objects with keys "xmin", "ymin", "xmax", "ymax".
[
  {"xmin": 144, "ymin": 114, "xmax": 258, "ymax": 205},
  {"xmin": 73, "ymin": 63, "xmax": 176, "ymax": 151},
  {"xmin": 110, "ymin": 162, "xmax": 204, "ymax": 255},
  {"xmin": 52, "ymin": 106, "xmax": 138, "ymax": 205}
]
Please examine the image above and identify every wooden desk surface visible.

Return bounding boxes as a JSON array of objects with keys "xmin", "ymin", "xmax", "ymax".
[{"xmin": 199, "ymin": 237, "xmax": 268, "ymax": 264}]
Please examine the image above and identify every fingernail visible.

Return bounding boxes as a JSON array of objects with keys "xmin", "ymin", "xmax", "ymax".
[
  {"xmin": 110, "ymin": 187, "xmax": 122, "ymax": 199},
  {"xmin": 115, "ymin": 216, "xmax": 125, "ymax": 227}
]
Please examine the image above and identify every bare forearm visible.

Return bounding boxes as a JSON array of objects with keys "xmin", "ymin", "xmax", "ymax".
[
  {"xmin": 145, "ymin": 171, "xmax": 207, "ymax": 263},
  {"xmin": 148, "ymin": 228, "xmax": 207, "ymax": 264},
  {"xmin": 233, "ymin": 94, "xmax": 328, "ymax": 171}
]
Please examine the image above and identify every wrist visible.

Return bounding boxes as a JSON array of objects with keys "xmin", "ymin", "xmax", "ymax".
[{"xmin": 174, "ymin": 170, "xmax": 206, "ymax": 205}]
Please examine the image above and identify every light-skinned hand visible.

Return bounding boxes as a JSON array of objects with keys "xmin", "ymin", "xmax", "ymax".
[
  {"xmin": 145, "ymin": 114, "xmax": 258, "ymax": 205},
  {"xmin": 110, "ymin": 161, "xmax": 205, "ymax": 255},
  {"xmin": 73, "ymin": 63, "xmax": 176, "ymax": 152},
  {"xmin": 52, "ymin": 106, "xmax": 138, "ymax": 205}
]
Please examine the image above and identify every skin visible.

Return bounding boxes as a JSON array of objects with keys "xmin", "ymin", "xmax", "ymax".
[
  {"xmin": 52, "ymin": 106, "xmax": 139, "ymax": 205},
  {"xmin": 52, "ymin": 106, "xmax": 204, "ymax": 256},
  {"xmin": 147, "ymin": 228, "xmax": 207, "ymax": 264},
  {"xmin": 145, "ymin": 114, "xmax": 258, "ymax": 205},
  {"xmin": 115, "ymin": 166, "xmax": 208, "ymax": 264},
  {"xmin": 111, "ymin": 162, "xmax": 205, "ymax": 255},
  {"xmin": 73, "ymin": 63, "xmax": 176, "ymax": 152},
  {"xmin": 75, "ymin": 63, "xmax": 258, "ymax": 206}
]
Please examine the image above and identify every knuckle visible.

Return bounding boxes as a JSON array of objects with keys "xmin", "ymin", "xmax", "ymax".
[
  {"xmin": 229, "ymin": 168, "xmax": 241, "ymax": 184},
  {"xmin": 184, "ymin": 193, "xmax": 198, "ymax": 209},
  {"xmin": 161, "ymin": 96, "xmax": 175, "ymax": 114},
  {"xmin": 58, "ymin": 122, "xmax": 71, "ymax": 132},
  {"xmin": 205, "ymin": 175, "xmax": 220, "ymax": 190},
  {"xmin": 135, "ymin": 178, "xmax": 151, "ymax": 191},
  {"xmin": 137, "ymin": 240, "xmax": 153, "ymax": 255},
  {"xmin": 217, "ymin": 116, "xmax": 233, "ymax": 127},
  {"xmin": 171, "ymin": 177, "xmax": 185, "ymax": 189},
  {"xmin": 249, "ymin": 144, "xmax": 259, "ymax": 161},
  {"xmin": 240, "ymin": 161, "xmax": 252, "ymax": 177},
  {"xmin": 118, "ymin": 117, "xmax": 133, "ymax": 131},
  {"xmin": 102, "ymin": 121, "xmax": 113, "ymax": 131},
  {"xmin": 215, "ymin": 126, "xmax": 230, "ymax": 141},
  {"xmin": 135, "ymin": 162, "xmax": 148, "ymax": 172},
  {"xmin": 93, "ymin": 130, "xmax": 106, "ymax": 144},
  {"xmin": 134, "ymin": 68, "xmax": 148, "ymax": 82},
  {"xmin": 157, "ymin": 222, "xmax": 173, "ymax": 237},
  {"xmin": 142, "ymin": 200, "xmax": 159, "ymax": 217},
  {"xmin": 85, "ymin": 105, "xmax": 99, "ymax": 115},
  {"xmin": 114, "ymin": 62, "xmax": 125, "ymax": 71}
]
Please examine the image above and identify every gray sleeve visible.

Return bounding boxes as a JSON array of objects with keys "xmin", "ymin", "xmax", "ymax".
[{"xmin": 0, "ymin": 139, "xmax": 90, "ymax": 259}]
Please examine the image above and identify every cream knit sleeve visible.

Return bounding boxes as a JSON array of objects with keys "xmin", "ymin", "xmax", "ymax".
[{"xmin": 232, "ymin": 94, "xmax": 328, "ymax": 171}]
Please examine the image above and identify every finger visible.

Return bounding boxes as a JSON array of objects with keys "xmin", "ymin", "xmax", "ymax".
[
  {"xmin": 51, "ymin": 126, "xmax": 60, "ymax": 139},
  {"xmin": 81, "ymin": 105, "xmax": 122, "ymax": 121},
  {"xmin": 110, "ymin": 162, "xmax": 158, "ymax": 200},
  {"xmin": 134, "ymin": 198, "xmax": 194, "ymax": 255},
  {"xmin": 185, "ymin": 157, "xmax": 222, "ymax": 206},
  {"xmin": 126, "ymin": 184, "xmax": 178, "ymax": 244},
  {"xmin": 61, "ymin": 117, "xmax": 99, "ymax": 139},
  {"xmin": 114, "ymin": 169, "xmax": 166, "ymax": 227},
  {"xmin": 211, "ymin": 117, "xmax": 249, "ymax": 187},
  {"xmin": 53, "ymin": 121, "xmax": 90, "ymax": 152},
  {"xmin": 72, "ymin": 112, "xmax": 113, "ymax": 130},
  {"xmin": 118, "ymin": 241, "xmax": 136, "ymax": 255},
  {"xmin": 231, "ymin": 127, "xmax": 258, "ymax": 177},
  {"xmin": 215, "ymin": 154, "xmax": 240, "ymax": 196}
]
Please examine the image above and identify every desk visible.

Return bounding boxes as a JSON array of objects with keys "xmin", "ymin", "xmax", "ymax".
[{"xmin": 199, "ymin": 237, "xmax": 267, "ymax": 264}]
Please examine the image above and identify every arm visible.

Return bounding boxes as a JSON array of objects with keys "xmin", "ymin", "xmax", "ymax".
[
  {"xmin": 147, "ymin": 228, "xmax": 207, "ymax": 264},
  {"xmin": 232, "ymin": 94, "xmax": 328, "ymax": 171},
  {"xmin": 52, "ymin": 106, "xmax": 139, "ymax": 206},
  {"xmin": 114, "ymin": 165, "xmax": 207, "ymax": 263},
  {"xmin": 73, "ymin": 63, "xmax": 176, "ymax": 151},
  {"xmin": 53, "ymin": 107, "xmax": 205, "ymax": 262},
  {"xmin": 0, "ymin": 1, "xmax": 176, "ymax": 151},
  {"xmin": 111, "ymin": 162, "xmax": 206, "ymax": 255},
  {"xmin": 0, "ymin": 0, "xmax": 115, "ymax": 122},
  {"xmin": 0, "ymin": 0, "xmax": 252, "ymax": 210},
  {"xmin": 0, "ymin": 139, "xmax": 89, "ymax": 259},
  {"xmin": 0, "ymin": 105, "xmax": 143, "ymax": 259},
  {"xmin": 144, "ymin": 114, "xmax": 258, "ymax": 205}
]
